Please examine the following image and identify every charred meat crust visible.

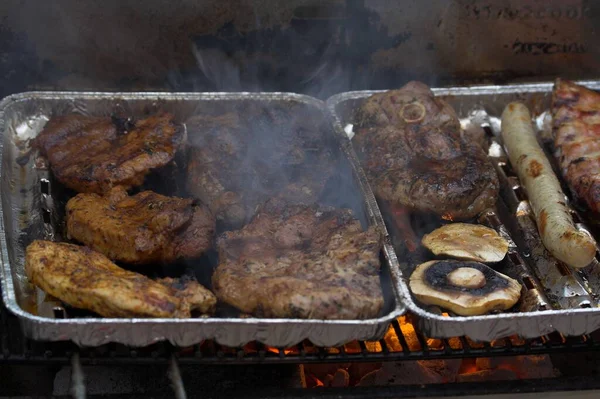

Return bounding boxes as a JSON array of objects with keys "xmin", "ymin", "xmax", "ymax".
[
  {"xmin": 25, "ymin": 240, "xmax": 216, "ymax": 318},
  {"xmin": 66, "ymin": 186, "xmax": 215, "ymax": 265},
  {"xmin": 552, "ymin": 79, "xmax": 600, "ymax": 213},
  {"xmin": 212, "ymin": 198, "xmax": 384, "ymax": 319},
  {"xmin": 354, "ymin": 81, "xmax": 499, "ymax": 220},
  {"xmin": 156, "ymin": 277, "xmax": 217, "ymax": 315},
  {"xmin": 31, "ymin": 113, "xmax": 185, "ymax": 194}
]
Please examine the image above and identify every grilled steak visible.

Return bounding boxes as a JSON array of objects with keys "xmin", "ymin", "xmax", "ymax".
[
  {"xmin": 212, "ymin": 198, "xmax": 384, "ymax": 319},
  {"xmin": 354, "ymin": 81, "xmax": 499, "ymax": 220},
  {"xmin": 25, "ymin": 240, "xmax": 216, "ymax": 318},
  {"xmin": 32, "ymin": 113, "xmax": 185, "ymax": 194},
  {"xmin": 66, "ymin": 186, "xmax": 215, "ymax": 265},
  {"xmin": 186, "ymin": 103, "xmax": 335, "ymax": 228},
  {"xmin": 552, "ymin": 79, "xmax": 600, "ymax": 213}
]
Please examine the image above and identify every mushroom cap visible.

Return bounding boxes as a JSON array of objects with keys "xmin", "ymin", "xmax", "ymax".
[
  {"xmin": 421, "ymin": 223, "xmax": 509, "ymax": 263},
  {"xmin": 409, "ymin": 260, "xmax": 522, "ymax": 316}
]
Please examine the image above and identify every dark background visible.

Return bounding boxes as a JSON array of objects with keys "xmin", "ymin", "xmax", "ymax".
[{"xmin": 1, "ymin": 0, "xmax": 600, "ymax": 98}]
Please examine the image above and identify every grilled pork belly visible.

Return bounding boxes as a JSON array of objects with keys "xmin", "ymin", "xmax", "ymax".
[
  {"xmin": 212, "ymin": 198, "xmax": 384, "ymax": 319},
  {"xmin": 25, "ymin": 240, "xmax": 216, "ymax": 318},
  {"xmin": 354, "ymin": 81, "xmax": 499, "ymax": 220},
  {"xmin": 66, "ymin": 186, "xmax": 215, "ymax": 265},
  {"xmin": 553, "ymin": 79, "xmax": 600, "ymax": 213},
  {"xmin": 32, "ymin": 113, "xmax": 185, "ymax": 194}
]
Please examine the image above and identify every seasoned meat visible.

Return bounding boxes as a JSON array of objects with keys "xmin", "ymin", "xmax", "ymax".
[
  {"xmin": 25, "ymin": 240, "xmax": 216, "ymax": 318},
  {"xmin": 32, "ymin": 113, "xmax": 185, "ymax": 194},
  {"xmin": 156, "ymin": 277, "xmax": 217, "ymax": 315},
  {"xmin": 552, "ymin": 79, "xmax": 600, "ymax": 213},
  {"xmin": 186, "ymin": 104, "xmax": 335, "ymax": 228},
  {"xmin": 212, "ymin": 198, "xmax": 384, "ymax": 319},
  {"xmin": 354, "ymin": 81, "xmax": 499, "ymax": 220},
  {"xmin": 66, "ymin": 186, "xmax": 215, "ymax": 264}
]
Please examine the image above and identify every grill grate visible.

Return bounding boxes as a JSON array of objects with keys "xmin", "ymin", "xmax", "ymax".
[
  {"xmin": 4, "ymin": 306, "xmax": 600, "ymax": 397},
  {"xmin": 3, "ymin": 306, "xmax": 600, "ymax": 366}
]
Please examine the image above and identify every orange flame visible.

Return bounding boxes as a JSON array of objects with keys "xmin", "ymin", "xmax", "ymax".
[
  {"xmin": 264, "ymin": 346, "xmax": 295, "ymax": 355},
  {"xmin": 441, "ymin": 213, "xmax": 454, "ymax": 221},
  {"xmin": 299, "ymin": 317, "xmax": 552, "ymax": 387}
]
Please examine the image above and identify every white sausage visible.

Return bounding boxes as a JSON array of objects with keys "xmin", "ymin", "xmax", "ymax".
[{"xmin": 501, "ymin": 102, "xmax": 596, "ymax": 268}]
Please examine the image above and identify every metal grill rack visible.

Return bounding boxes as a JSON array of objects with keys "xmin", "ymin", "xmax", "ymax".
[
  {"xmin": 5, "ymin": 306, "xmax": 600, "ymax": 398},
  {"xmin": 4, "ymin": 306, "xmax": 600, "ymax": 366}
]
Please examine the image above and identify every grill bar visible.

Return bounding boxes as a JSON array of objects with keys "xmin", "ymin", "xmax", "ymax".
[
  {"xmin": 168, "ymin": 353, "xmax": 187, "ymax": 399},
  {"xmin": 3, "ymin": 310, "xmax": 600, "ymax": 366},
  {"xmin": 70, "ymin": 351, "xmax": 86, "ymax": 399}
]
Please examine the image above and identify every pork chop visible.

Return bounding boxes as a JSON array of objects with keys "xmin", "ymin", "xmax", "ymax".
[
  {"xmin": 32, "ymin": 113, "xmax": 185, "ymax": 193},
  {"xmin": 212, "ymin": 198, "xmax": 384, "ymax": 319},
  {"xmin": 66, "ymin": 186, "xmax": 215, "ymax": 265}
]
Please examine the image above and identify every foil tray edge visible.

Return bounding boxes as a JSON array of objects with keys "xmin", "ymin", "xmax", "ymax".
[
  {"xmin": 0, "ymin": 91, "xmax": 406, "ymax": 347},
  {"xmin": 326, "ymin": 79, "xmax": 600, "ymax": 341}
]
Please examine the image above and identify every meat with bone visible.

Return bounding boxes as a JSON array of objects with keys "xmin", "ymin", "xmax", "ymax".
[
  {"xmin": 186, "ymin": 103, "xmax": 335, "ymax": 228},
  {"xmin": 354, "ymin": 81, "xmax": 499, "ymax": 220},
  {"xmin": 32, "ymin": 113, "xmax": 185, "ymax": 194},
  {"xmin": 552, "ymin": 79, "xmax": 600, "ymax": 214},
  {"xmin": 66, "ymin": 186, "xmax": 215, "ymax": 265},
  {"xmin": 212, "ymin": 198, "xmax": 384, "ymax": 319},
  {"xmin": 25, "ymin": 240, "xmax": 216, "ymax": 318}
]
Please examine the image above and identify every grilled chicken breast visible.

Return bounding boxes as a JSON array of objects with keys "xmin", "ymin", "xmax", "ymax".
[
  {"xmin": 212, "ymin": 198, "xmax": 384, "ymax": 319},
  {"xmin": 25, "ymin": 240, "xmax": 216, "ymax": 318},
  {"xmin": 553, "ymin": 79, "xmax": 600, "ymax": 213},
  {"xmin": 186, "ymin": 103, "xmax": 335, "ymax": 228},
  {"xmin": 354, "ymin": 81, "xmax": 499, "ymax": 220},
  {"xmin": 66, "ymin": 186, "xmax": 215, "ymax": 265},
  {"xmin": 32, "ymin": 113, "xmax": 185, "ymax": 194}
]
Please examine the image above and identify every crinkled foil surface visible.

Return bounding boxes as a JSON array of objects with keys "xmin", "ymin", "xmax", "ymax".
[
  {"xmin": 0, "ymin": 91, "xmax": 405, "ymax": 347},
  {"xmin": 327, "ymin": 81, "xmax": 600, "ymax": 341}
]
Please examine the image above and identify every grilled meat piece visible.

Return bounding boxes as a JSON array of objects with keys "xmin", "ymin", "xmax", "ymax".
[
  {"xmin": 32, "ymin": 113, "xmax": 185, "ymax": 194},
  {"xmin": 553, "ymin": 79, "xmax": 600, "ymax": 213},
  {"xmin": 354, "ymin": 81, "xmax": 499, "ymax": 220},
  {"xmin": 25, "ymin": 240, "xmax": 216, "ymax": 318},
  {"xmin": 186, "ymin": 104, "xmax": 335, "ymax": 228},
  {"xmin": 66, "ymin": 186, "xmax": 215, "ymax": 264},
  {"xmin": 156, "ymin": 277, "xmax": 217, "ymax": 315},
  {"xmin": 212, "ymin": 198, "xmax": 384, "ymax": 319}
]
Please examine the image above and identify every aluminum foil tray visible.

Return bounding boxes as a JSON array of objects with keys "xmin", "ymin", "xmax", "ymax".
[
  {"xmin": 0, "ymin": 91, "xmax": 406, "ymax": 347},
  {"xmin": 327, "ymin": 81, "xmax": 600, "ymax": 340}
]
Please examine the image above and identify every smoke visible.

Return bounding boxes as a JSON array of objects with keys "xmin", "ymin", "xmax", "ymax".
[
  {"xmin": 192, "ymin": 47, "xmax": 243, "ymax": 91},
  {"xmin": 0, "ymin": 0, "xmax": 459, "ymax": 97},
  {"xmin": 1, "ymin": 1, "xmax": 444, "ymax": 318},
  {"xmin": 186, "ymin": 1, "xmax": 380, "ymax": 97},
  {"xmin": 183, "ymin": 1, "xmax": 425, "ymax": 239},
  {"xmin": 183, "ymin": 0, "xmax": 457, "ymax": 98}
]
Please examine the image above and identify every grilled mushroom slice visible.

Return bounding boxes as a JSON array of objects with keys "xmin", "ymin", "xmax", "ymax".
[
  {"xmin": 409, "ymin": 260, "xmax": 521, "ymax": 316},
  {"xmin": 421, "ymin": 223, "xmax": 509, "ymax": 263}
]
